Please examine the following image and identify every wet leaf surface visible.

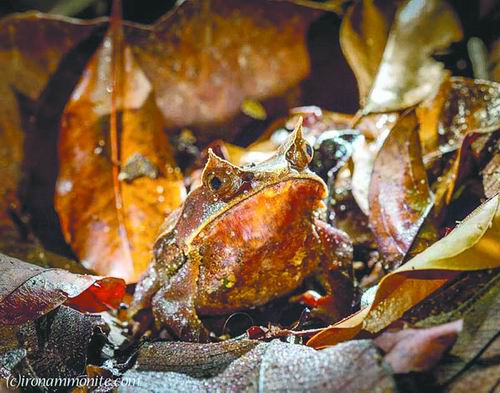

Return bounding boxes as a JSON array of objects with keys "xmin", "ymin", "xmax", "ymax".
[
  {"xmin": 0, "ymin": 2, "xmax": 498, "ymax": 391},
  {"xmin": 349, "ymin": 0, "xmax": 462, "ymax": 113},
  {"xmin": 120, "ymin": 339, "xmax": 396, "ymax": 393},
  {"xmin": 134, "ymin": 339, "xmax": 259, "ymax": 377},
  {"xmin": 125, "ymin": 0, "xmax": 321, "ymax": 143},
  {"xmin": 368, "ymin": 111, "xmax": 433, "ymax": 269},
  {"xmin": 0, "ymin": 306, "xmax": 108, "ymax": 388},
  {"xmin": 0, "ymin": 253, "xmax": 125, "ymax": 325},
  {"xmin": 308, "ymin": 195, "xmax": 500, "ymax": 348},
  {"xmin": 55, "ymin": 8, "xmax": 186, "ymax": 283}
]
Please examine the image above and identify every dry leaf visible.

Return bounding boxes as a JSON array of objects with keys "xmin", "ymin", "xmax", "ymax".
[
  {"xmin": 121, "ymin": 339, "xmax": 396, "ymax": 393},
  {"xmin": 482, "ymin": 152, "xmax": 500, "ymax": 198},
  {"xmin": 340, "ymin": 0, "xmax": 396, "ymax": 103},
  {"xmin": 0, "ymin": 253, "xmax": 125, "ymax": 325},
  {"xmin": 368, "ymin": 111, "xmax": 433, "ymax": 268},
  {"xmin": 350, "ymin": 112, "xmax": 398, "ymax": 215},
  {"xmin": 361, "ymin": 0, "xmax": 462, "ymax": 113},
  {"xmin": 308, "ymin": 194, "xmax": 500, "ymax": 348},
  {"xmin": 55, "ymin": 8, "xmax": 186, "ymax": 283},
  {"xmin": 375, "ymin": 320, "xmax": 462, "ymax": 373},
  {"xmin": 1, "ymin": 306, "xmax": 108, "ymax": 384}
]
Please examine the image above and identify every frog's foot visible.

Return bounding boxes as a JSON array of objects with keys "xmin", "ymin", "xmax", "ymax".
[
  {"xmin": 129, "ymin": 263, "xmax": 160, "ymax": 318},
  {"xmin": 314, "ymin": 219, "xmax": 354, "ymax": 323},
  {"xmin": 151, "ymin": 262, "xmax": 210, "ymax": 342}
]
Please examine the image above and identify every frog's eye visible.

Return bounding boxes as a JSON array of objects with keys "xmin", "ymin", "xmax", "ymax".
[
  {"xmin": 305, "ymin": 142, "xmax": 314, "ymax": 160},
  {"xmin": 208, "ymin": 174, "xmax": 223, "ymax": 190},
  {"xmin": 284, "ymin": 117, "xmax": 313, "ymax": 170},
  {"xmin": 204, "ymin": 169, "xmax": 243, "ymax": 200},
  {"xmin": 202, "ymin": 149, "xmax": 247, "ymax": 201}
]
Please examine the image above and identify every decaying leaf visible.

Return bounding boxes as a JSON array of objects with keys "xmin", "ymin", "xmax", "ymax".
[
  {"xmin": 443, "ymin": 335, "xmax": 500, "ymax": 393},
  {"xmin": 419, "ymin": 77, "xmax": 500, "ymax": 163},
  {"xmin": 343, "ymin": 0, "xmax": 462, "ymax": 113},
  {"xmin": 126, "ymin": 0, "xmax": 321, "ymax": 142},
  {"xmin": 55, "ymin": 7, "xmax": 186, "ymax": 283},
  {"xmin": 430, "ymin": 272, "xmax": 500, "ymax": 386},
  {"xmin": 134, "ymin": 339, "xmax": 259, "ymax": 377},
  {"xmin": 350, "ymin": 112, "xmax": 398, "ymax": 215},
  {"xmin": 1, "ymin": 306, "xmax": 108, "ymax": 385},
  {"xmin": 308, "ymin": 194, "xmax": 500, "ymax": 348},
  {"xmin": 121, "ymin": 339, "xmax": 396, "ymax": 393},
  {"xmin": 375, "ymin": 320, "xmax": 462, "ymax": 373},
  {"xmin": 368, "ymin": 111, "xmax": 433, "ymax": 268},
  {"xmin": 0, "ymin": 253, "xmax": 125, "ymax": 325},
  {"xmin": 0, "ymin": 13, "xmax": 105, "ymax": 268}
]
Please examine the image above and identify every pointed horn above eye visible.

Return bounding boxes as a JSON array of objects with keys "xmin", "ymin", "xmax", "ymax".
[
  {"xmin": 291, "ymin": 116, "xmax": 304, "ymax": 143},
  {"xmin": 283, "ymin": 116, "xmax": 312, "ymax": 170},
  {"xmin": 203, "ymin": 148, "xmax": 242, "ymax": 174},
  {"xmin": 283, "ymin": 116, "xmax": 306, "ymax": 151}
]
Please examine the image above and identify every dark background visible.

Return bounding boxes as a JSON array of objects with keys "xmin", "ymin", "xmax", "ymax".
[{"xmin": 1, "ymin": 0, "xmax": 498, "ymax": 116}]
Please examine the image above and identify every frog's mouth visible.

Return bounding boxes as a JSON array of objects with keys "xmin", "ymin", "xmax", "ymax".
[{"xmin": 188, "ymin": 174, "xmax": 327, "ymax": 244}]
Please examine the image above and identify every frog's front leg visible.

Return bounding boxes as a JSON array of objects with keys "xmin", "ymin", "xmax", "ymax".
[
  {"xmin": 313, "ymin": 219, "xmax": 354, "ymax": 323},
  {"xmin": 152, "ymin": 259, "xmax": 210, "ymax": 342}
]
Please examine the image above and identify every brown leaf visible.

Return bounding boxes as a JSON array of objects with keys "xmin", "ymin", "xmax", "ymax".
[
  {"xmin": 1, "ymin": 306, "xmax": 109, "ymax": 384},
  {"xmin": 120, "ymin": 339, "xmax": 396, "ymax": 393},
  {"xmin": 134, "ymin": 339, "xmax": 259, "ymax": 377},
  {"xmin": 419, "ymin": 77, "xmax": 500, "ymax": 164},
  {"xmin": 0, "ymin": 13, "xmax": 104, "ymax": 266},
  {"xmin": 443, "ymin": 335, "xmax": 500, "ymax": 393},
  {"xmin": 0, "ymin": 13, "xmax": 102, "ymax": 198},
  {"xmin": 375, "ymin": 320, "xmax": 462, "ymax": 373},
  {"xmin": 358, "ymin": 0, "xmax": 462, "ymax": 113},
  {"xmin": 126, "ymin": 0, "xmax": 321, "ymax": 142},
  {"xmin": 369, "ymin": 111, "xmax": 433, "ymax": 268},
  {"xmin": 54, "ymin": 7, "xmax": 186, "ymax": 283},
  {"xmin": 350, "ymin": 113, "xmax": 398, "ymax": 215},
  {"xmin": 482, "ymin": 150, "xmax": 500, "ymax": 198},
  {"xmin": 0, "ymin": 253, "xmax": 125, "ymax": 325},
  {"xmin": 432, "ymin": 272, "xmax": 500, "ymax": 386},
  {"xmin": 340, "ymin": 0, "xmax": 396, "ymax": 103}
]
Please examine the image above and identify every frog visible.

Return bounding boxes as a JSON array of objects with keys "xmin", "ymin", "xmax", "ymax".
[{"xmin": 130, "ymin": 118, "xmax": 353, "ymax": 342}]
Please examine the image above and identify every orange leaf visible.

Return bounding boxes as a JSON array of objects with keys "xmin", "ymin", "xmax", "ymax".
[{"xmin": 55, "ymin": 3, "xmax": 185, "ymax": 283}]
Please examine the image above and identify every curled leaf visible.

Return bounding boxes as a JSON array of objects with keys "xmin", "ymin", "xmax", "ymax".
[
  {"xmin": 419, "ymin": 77, "xmax": 500, "ymax": 163},
  {"xmin": 482, "ymin": 151, "xmax": 500, "ymax": 198},
  {"xmin": 358, "ymin": 0, "xmax": 462, "ymax": 113},
  {"xmin": 0, "ymin": 13, "xmax": 104, "ymax": 265},
  {"xmin": 340, "ymin": 0, "xmax": 396, "ymax": 103},
  {"xmin": 368, "ymin": 111, "xmax": 433, "ymax": 268},
  {"xmin": 0, "ymin": 253, "xmax": 125, "ymax": 325},
  {"xmin": 308, "ymin": 194, "xmax": 500, "ymax": 348}
]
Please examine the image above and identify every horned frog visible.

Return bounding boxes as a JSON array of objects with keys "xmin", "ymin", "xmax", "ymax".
[{"xmin": 131, "ymin": 119, "xmax": 353, "ymax": 341}]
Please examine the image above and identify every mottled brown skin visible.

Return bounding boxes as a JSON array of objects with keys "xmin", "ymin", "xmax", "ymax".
[{"xmin": 131, "ymin": 120, "xmax": 353, "ymax": 342}]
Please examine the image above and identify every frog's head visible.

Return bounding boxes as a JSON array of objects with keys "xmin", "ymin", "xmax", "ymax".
[
  {"xmin": 168, "ymin": 118, "xmax": 328, "ymax": 244},
  {"xmin": 200, "ymin": 117, "xmax": 326, "ymax": 202}
]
